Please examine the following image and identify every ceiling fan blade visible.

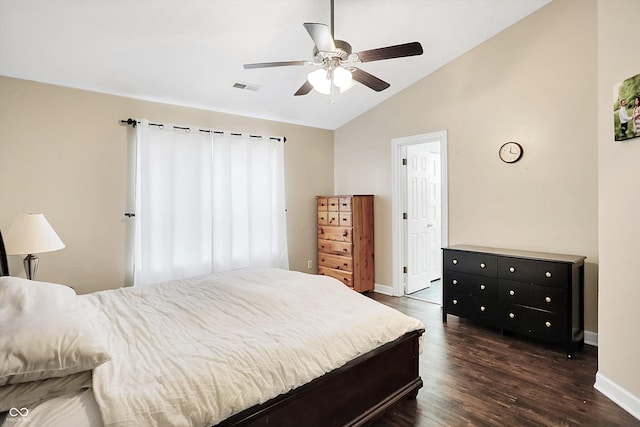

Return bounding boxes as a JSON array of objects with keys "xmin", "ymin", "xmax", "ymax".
[
  {"xmin": 244, "ymin": 60, "xmax": 308, "ymax": 69},
  {"xmin": 351, "ymin": 68, "xmax": 390, "ymax": 92},
  {"xmin": 356, "ymin": 41, "xmax": 423, "ymax": 63},
  {"xmin": 294, "ymin": 81, "xmax": 313, "ymax": 96},
  {"xmin": 303, "ymin": 22, "xmax": 336, "ymax": 52}
]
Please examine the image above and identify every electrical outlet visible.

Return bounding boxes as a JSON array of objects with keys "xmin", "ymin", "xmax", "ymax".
[{"xmin": 307, "ymin": 260, "xmax": 313, "ymax": 269}]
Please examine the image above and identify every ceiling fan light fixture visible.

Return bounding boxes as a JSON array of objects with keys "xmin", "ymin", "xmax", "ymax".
[
  {"xmin": 307, "ymin": 68, "xmax": 332, "ymax": 95},
  {"xmin": 307, "ymin": 66, "xmax": 353, "ymax": 95},
  {"xmin": 333, "ymin": 66, "xmax": 353, "ymax": 89}
]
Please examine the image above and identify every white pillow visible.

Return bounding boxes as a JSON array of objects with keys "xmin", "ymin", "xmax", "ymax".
[
  {"xmin": 0, "ymin": 276, "xmax": 77, "ymax": 322},
  {"xmin": 0, "ymin": 276, "xmax": 111, "ymax": 386}
]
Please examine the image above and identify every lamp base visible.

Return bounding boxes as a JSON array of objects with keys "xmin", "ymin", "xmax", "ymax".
[{"xmin": 23, "ymin": 254, "xmax": 39, "ymax": 280}]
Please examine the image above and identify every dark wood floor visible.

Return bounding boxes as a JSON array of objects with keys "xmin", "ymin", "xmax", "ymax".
[{"xmin": 367, "ymin": 293, "xmax": 640, "ymax": 427}]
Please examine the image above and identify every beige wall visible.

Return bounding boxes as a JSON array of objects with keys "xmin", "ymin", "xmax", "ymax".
[
  {"xmin": 0, "ymin": 76, "xmax": 333, "ymax": 294},
  {"xmin": 597, "ymin": 0, "xmax": 640, "ymax": 410},
  {"xmin": 334, "ymin": 0, "xmax": 599, "ymax": 332}
]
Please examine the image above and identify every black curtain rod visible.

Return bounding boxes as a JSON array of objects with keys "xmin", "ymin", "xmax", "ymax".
[{"xmin": 120, "ymin": 118, "xmax": 286, "ymax": 142}]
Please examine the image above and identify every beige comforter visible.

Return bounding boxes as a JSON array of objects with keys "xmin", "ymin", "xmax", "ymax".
[{"xmin": 82, "ymin": 268, "xmax": 424, "ymax": 427}]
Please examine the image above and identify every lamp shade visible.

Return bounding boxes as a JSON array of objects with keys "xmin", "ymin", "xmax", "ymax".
[{"xmin": 5, "ymin": 213, "xmax": 65, "ymax": 255}]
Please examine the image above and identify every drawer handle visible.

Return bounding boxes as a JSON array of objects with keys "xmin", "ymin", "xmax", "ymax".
[
  {"xmin": 452, "ymin": 259, "xmax": 458, "ymax": 265},
  {"xmin": 545, "ymin": 296, "xmax": 552, "ymax": 303},
  {"xmin": 509, "ymin": 312, "xmax": 515, "ymax": 319},
  {"xmin": 509, "ymin": 290, "xmax": 515, "ymax": 296},
  {"xmin": 509, "ymin": 267, "xmax": 516, "ymax": 273},
  {"xmin": 342, "ymin": 231, "xmax": 348, "ymax": 237},
  {"xmin": 480, "ymin": 263, "xmax": 486, "ymax": 268},
  {"xmin": 545, "ymin": 321, "xmax": 552, "ymax": 328},
  {"xmin": 452, "ymin": 279, "xmax": 458, "ymax": 285},
  {"xmin": 452, "ymin": 299, "xmax": 458, "ymax": 305},
  {"xmin": 480, "ymin": 306, "xmax": 486, "ymax": 312},
  {"xmin": 480, "ymin": 284, "xmax": 486, "ymax": 290},
  {"xmin": 545, "ymin": 272, "xmax": 552, "ymax": 278}
]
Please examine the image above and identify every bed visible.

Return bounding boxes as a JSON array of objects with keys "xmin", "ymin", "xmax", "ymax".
[{"xmin": 0, "ymin": 232, "xmax": 424, "ymax": 427}]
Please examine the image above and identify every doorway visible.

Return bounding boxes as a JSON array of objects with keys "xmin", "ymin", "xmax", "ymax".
[{"xmin": 391, "ymin": 131, "xmax": 448, "ymax": 303}]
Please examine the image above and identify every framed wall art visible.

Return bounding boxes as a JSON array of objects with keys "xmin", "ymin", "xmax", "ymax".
[{"xmin": 613, "ymin": 73, "xmax": 640, "ymax": 142}]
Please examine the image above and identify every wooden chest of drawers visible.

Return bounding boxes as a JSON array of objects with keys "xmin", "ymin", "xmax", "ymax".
[
  {"xmin": 317, "ymin": 195, "xmax": 374, "ymax": 292},
  {"xmin": 442, "ymin": 244, "xmax": 585, "ymax": 356}
]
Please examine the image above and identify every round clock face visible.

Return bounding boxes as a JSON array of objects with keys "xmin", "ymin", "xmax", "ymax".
[{"xmin": 499, "ymin": 142, "xmax": 523, "ymax": 163}]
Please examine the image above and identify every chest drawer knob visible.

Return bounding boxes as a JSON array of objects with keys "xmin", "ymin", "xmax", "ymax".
[
  {"xmin": 452, "ymin": 279, "xmax": 458, "ymax": 285},
  {"xmin": 545, "ymin": 271, "xmax": 552, "ymax": 278},
  {"xmin": 452, "ymin": 299, "xmax": 458, "ymax": 305},
  {"xmin": 509, "ymin": 290, "xmax": 515, "ymax": 296},
  {"xmin": 452, "ymin": 259, "xmax": 458, "ymax": 265},
  {"xmin": 480, "ymin": 263, "xmax": 486, "ymax": 268},
  {"xmin": 480, "ymin": 306, "xmax": 486, "ymax": 312},
  {"xmin": 545, "ymin": 296, "xmax": 552, "ymax": 303},
  {"xmin": 509, "ymin": 267, "xmax": 516, "ymax": 273},
  {"xmin": 545, "ymin": 321, "xmax": 552, "ymax": 328},
  {"xmin": 480, "ymin": 284, "xmax": 486, "ymax": 290},
  {"xmin": 509, "ymin": 312, "xmax": 515, "ymax": 319}
]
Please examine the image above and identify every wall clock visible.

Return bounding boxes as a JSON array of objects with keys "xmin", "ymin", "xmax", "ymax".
[{"xmin": 498, "ymin": 142, "xmax": 523, "ymax": 163}]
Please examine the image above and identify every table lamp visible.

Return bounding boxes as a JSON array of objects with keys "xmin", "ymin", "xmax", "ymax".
[{"xmin": 5, "ymin": 213, "xmax": 65, "ymax": 280}]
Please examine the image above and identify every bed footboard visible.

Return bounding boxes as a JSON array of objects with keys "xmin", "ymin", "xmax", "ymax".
[{"xmin": 217, "ymin": 329, "xmax": 424, "ymax": 427}]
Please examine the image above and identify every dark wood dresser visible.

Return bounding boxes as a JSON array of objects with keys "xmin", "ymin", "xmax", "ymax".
[
  {"xmin": 442, "ymin": 244, "xmax": 585, "ymax": 356},
  {"xmin": 316, "ymin": 195, "xmax": 374, "ymax": 292}
]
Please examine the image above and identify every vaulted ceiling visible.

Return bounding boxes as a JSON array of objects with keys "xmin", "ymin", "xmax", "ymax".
[{"xmin": 0, "ymin": 0, "xmax": 551, "ymax": 130}]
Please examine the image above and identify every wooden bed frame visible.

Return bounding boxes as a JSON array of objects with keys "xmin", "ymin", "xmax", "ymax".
[
  {"xmin": 217, "ymin": 328, "xmax": 424, "ymax": 427},
  {"xmin": 0, "ymin": 233, "xmax": 423, "ymax": 426}
]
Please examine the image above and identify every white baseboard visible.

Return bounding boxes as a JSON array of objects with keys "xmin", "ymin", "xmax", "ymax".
[
  {"xmin": 584, "ymin": 330, "xmax": 598, "ymax": 347},
  {"xmin": 373, "ymin": 283, "xmax": 394, "ymax": 296},
  {"xmin": 595, "ymin": 372, "xmax": 640, "ymax": 421}
]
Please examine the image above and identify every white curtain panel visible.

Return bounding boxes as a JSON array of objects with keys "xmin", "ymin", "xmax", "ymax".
[{"xmin": 134, "ymin": 120, "xmax": 288, "ymax": 287}]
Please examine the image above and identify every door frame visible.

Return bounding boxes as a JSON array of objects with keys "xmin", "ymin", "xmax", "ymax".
[{"xmin": 391, "ymin": 130, "xmax": 448, "ymax": 297}]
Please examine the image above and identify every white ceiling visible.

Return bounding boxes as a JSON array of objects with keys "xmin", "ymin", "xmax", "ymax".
[{"xmin": 0, "ymin": 0, "xmax": 550, "ymax": 130}]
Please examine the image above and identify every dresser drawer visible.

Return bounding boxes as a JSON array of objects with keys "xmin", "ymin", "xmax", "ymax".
[
  {"xmin": 318, "ymin": 239, "xmax": 352, "ymax": 256},
  {"xmin": 318, "ymin": 211, "xmax": 329, "ymax": 225},
  {"xmin": 325, "ymin": 212, "xmax": 340, "ymax": 225},
  {"xmin": 443, "ymin": 271, "xmax": 497, "ymax": 298},
  {"xmin": 499, "ymin": 279, "xmax": 567, "ymax": 312},
  {"xmin": 317, "ymin": 197, "xmax": 329, "ymax": 210},
  {"xmin": 327, "ymin": 197, "xmax": 340, "ymax": 211},
  {"xmin": 318, "ymin": 253, "xmax": 353, "ymax": 272},
  {"xmin": 498, "ymin": 257, "xmax": 569, "ymax": 286},
  {"xmin": 445, "ymin": 292, "xmax": 497, "ymax": 324},
  {"xmin": 533, "ymin": 285, "xmax": 566, "ymax": 313},
  {"xmin": 500, "ymin": 305, "xmax": 566, "ymax": 344},
  {"xmin": 498, "ymin": 279, "xmax": 534, "ymax": 306},
  {"xmin": 444, "ymin": 291, "xmax": 472, "ymax": 318},
  {"xmin": 339, "ymin": 197, "xmax": 352, "ymax": 212},
  {"xmin": 443, "ymin": 250, "xmax": 497, "ymax": 276},
  {"xmin": 318, "ymin": 226, "xmax": 352, "ymax": 242},
  {"xmin": 338, "ymin": 212, "xmax": 352, "ymax": 226},
  {"xmin": 318, "ymin": 266, "xmax": 353, "ymax": 288}
]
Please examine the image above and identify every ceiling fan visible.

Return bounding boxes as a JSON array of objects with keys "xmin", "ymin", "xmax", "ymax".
[{"xmin": 243, "ymin": 0, "xmax": 424, "ymax": 97}]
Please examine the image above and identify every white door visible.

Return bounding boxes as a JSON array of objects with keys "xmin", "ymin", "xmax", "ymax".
[
  {"xmin": 425, "ymin": 150, "xmax": 442, "ymax": 282},
  {"xmin": 406, "ymin": 143, "xmax": 441, "ymax": 294}
]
